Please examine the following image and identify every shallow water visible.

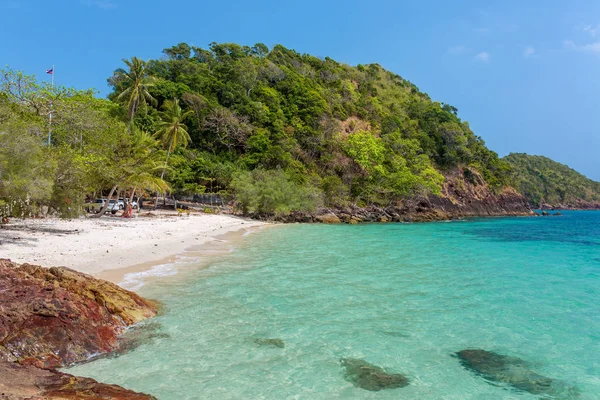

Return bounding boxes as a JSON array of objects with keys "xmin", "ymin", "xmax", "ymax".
[{"xmin": 67, "ymin": 211, "xmax": 600, "ymax": 399}]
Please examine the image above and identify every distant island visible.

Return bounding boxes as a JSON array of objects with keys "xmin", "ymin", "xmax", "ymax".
[
  {"xmin": 504, "ymin": 153, "xmax": 600, "ymax": 210},
  {"xmin": 0, "ymin": 42, "xmax": 597, "ymax": 221}
]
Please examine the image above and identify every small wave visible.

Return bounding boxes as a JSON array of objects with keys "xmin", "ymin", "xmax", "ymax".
[{"xmin": 120, "ymin": 263, "xmax": 179, "ymax": 291}]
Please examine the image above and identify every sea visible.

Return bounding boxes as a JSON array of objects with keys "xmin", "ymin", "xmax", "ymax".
[{"xmin": 66, "ymin": 211, "xmax": 600, "ymax": 399}]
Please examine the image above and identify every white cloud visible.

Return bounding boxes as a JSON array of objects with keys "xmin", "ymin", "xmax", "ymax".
[
  {"xmin": 448, "ymin": 45, "xmax": 467, "ymax": 55},
  {"xmin": 564, "ymin": 40, "xmax": 600, "ymax": 54},
  {"xmin": 84, "ymin": 0, "xmax": 117, "ymax": 9},
  {"xmin": 523, "ymin": 46, "xmax": 535, "ymax": 58},
  {"xmin": 581, "ymin": 24, "xmax": 600, "ymax": 37},
  {"xmin": 474, "ymin": 52, "xmax": 490, "ymax": 62}
]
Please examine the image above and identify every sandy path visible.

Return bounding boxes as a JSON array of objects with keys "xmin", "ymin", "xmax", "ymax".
[{"xmin": 0, "ymin": 213, "xmax": 266, "ymax": 276}]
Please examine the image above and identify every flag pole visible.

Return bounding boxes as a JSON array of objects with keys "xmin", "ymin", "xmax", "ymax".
[{"xmin": 48, "ymin": 65, "xmax": 54, "ymax": 145}]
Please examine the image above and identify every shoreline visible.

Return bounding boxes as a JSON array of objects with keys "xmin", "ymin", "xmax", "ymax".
[
  {"xmin": 0, "ymin": 212, "xmax": 268, "ymax": 288},
  {"xmin": 99, "ymin": 225, "xmax": 267, "ymax": 289}
]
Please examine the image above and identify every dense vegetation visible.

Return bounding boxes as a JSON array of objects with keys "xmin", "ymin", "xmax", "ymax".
[
  {"xmin": 504, "ymin": 153, "xmax": 600, "ymax": 207},
  {"xmin": 109, "ymin": 42, "xmax": 514, "ymax": 213},
  {"xmin": 1, "ymin": 42, "xmax": 515, "ymax": 218},
  {"xmin": 0, "ymin": 69, "xmax": 167, "ymax": 218}
]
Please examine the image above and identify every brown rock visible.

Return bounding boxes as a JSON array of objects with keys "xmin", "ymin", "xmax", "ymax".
[
  {"xmin": 0, "ymin": 259, "xmax": 158, "ymax": 369},
  {"xmin": 316, "ymin": 213, "xmax": 342, "ymax": 224},
  {"xmin": 0, "ymin": 361, "xmax": 155, "ymax": 399}
]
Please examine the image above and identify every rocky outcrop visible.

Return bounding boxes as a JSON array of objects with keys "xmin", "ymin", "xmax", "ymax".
[
  {"xmin": 277, "ymin": 169, "xmax": 533, "ymax": 223},
  {"xmin": 0, "ymin": 259, "xmax": 158, "ymax": 398},
  {"xmin": 540, "ymin": 200, "xmax": 600, "ymax": 210},
  {"xmin": 0, "ymin": 361, "xmax": 155, "ymax": 399}
]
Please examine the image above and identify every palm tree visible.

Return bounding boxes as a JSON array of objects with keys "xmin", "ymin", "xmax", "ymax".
[
  {"xmin": 114, "ymin": 57, "xmax": 156, "ymax": 130},
  {"xmin": 91, "ymin": 129, "xmax": 169, "ymax": 219},
  {"xmin": 154, "ymin": 98, "xmax": 193, "ymax": 180},
  {"xmin": 153, "ymin": 98, "xmax": 193, "ymax": 208}
]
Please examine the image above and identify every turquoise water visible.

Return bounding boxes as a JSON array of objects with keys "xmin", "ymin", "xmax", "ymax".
[{"xmin": 67, "ymin": 212, "xmax": 600, "ymax": 399}]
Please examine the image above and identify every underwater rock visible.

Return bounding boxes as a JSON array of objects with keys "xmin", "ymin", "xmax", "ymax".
[
  {"xmin": 253, "ymin": 338, "xmax": 285, "ymax": 348},
  {"xmin": 340, "ymin": 358, "xmax": 409, "ymax": 391},
  {"xmin": 456, "ymin": 349, "xmax": 579, "ymax": 397}
]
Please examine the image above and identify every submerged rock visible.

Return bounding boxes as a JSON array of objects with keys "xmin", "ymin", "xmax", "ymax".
[
  {"xmin": 340, "ymin": 358, "xmax": 409, "ymax": 391},
  {"xmin": 0, "ymin": 361, "xmax": 155, "ymax": 399},
  {"xmin": 456, "ymin": 349, "xmax": 579, "ymax": 397},
  {"xmin": 254, "ymin": 338, "xmax": 285, "ymax": 348}
]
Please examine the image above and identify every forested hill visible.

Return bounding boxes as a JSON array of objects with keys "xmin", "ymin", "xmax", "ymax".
[
  {"xmin": 107, "ymin": 42, "xmax": 519, "ymax": 215},
  {"xmin": 504, "ymin": 153, "xmax": 600, "ymax": 209},
  {"xmin": 0, "ymin": 42, "xmax": 530, "ymax": 221}
]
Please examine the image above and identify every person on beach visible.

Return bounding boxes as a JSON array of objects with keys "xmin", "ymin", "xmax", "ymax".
[{"xmin": 122, "ymin": 201, "xmax": 131, "ymax": 218}]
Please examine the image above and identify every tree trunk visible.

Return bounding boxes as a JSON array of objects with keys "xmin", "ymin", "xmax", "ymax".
[
  {"xmin": 129, "ymin": 187, "xmax": 136, "ymax": 204},
  {"xmin": 127, "ymin": 99, "xmax": 137, "ymax": 133},
  {"xmin": 155, "ymin": 145, "xmax": 173, "ymax": 209},
  {"xmin": 90, "ymin": 185, "xmax": 118, "ymax": 219},
  {"xmin": 129, "ymin": 187, "xmax": 136, "ymax": 214}
]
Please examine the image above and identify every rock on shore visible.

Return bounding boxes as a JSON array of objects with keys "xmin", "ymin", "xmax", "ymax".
[
  {"xmin": 0, "ymin": 361, "xmax": 155, "ymax": 399},
  {"xmin": 0, "ymin": 259, "xmax": 158, "ymax": 399},
  {"xmin": 277, "ymin": 168, "xmax": 533, "ymax": 223}
]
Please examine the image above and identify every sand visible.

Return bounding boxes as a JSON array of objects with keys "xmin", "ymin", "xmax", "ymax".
[{"xmin": 0, "ymin": 212, "xmax": 267, "ymax": 283}]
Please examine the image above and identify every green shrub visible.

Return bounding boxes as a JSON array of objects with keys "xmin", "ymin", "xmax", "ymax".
[{"xmin": 231, "ymin": 168, "xmax": 322, "ymax": 216}]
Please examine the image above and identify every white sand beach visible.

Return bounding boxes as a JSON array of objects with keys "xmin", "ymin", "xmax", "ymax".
[{"xmin": 0, "ymin": 213, "xmax": 266, "ymax": 282}]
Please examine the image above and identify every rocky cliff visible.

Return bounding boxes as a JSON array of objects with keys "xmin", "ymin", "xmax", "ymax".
[{"xmin": 0, "ymin": 259, "xmax": 157, "ymax": 399}]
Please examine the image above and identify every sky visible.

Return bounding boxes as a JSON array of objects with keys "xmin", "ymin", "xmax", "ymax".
[{"xmin": 1, "ymin": 0, "xmax": 599, "ymax": 180}]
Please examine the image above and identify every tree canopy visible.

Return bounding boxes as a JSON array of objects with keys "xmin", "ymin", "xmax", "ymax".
[
  {"xmin": 103, "ymin": 42, "xmax": 515, "ymax": 213},
  {"xmin": 2, "ymin": 42, "xmax": 542, "ymax": 218}
]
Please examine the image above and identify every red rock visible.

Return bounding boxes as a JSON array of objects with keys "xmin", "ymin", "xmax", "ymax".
[
  {"xmin": 0, "ymin": 259, "xmax": 158, "ymax": 398},
  {"xmin": 0, "ymin": 259, "xmax": 157, "ymax": 369},
  {"xmin": 0, "ymin": 361, "xmax": 155, "ymax": 399}
]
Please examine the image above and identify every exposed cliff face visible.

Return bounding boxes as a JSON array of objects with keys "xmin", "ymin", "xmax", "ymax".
[
  {"xmin": 277, "ymin": 168, "xmax": 533, "ymax": 223},
  {"xmin": 539, "ymin": 200, "xmax": 600, "ymax": 210},
  {"xmin": 0, "ymin": 361, "xmax": 156, "ymax": 399},
  {"xmin": 0, "ymin": 259, "xmax": 157, "ymax": 399},
  {"xmin": 418, "ymin": 168, "xmax": 533, "ymax": 220}
]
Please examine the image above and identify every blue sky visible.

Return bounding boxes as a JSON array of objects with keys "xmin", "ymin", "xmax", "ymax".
[{"xmin": 2, "ymin": 0, "xmax": 599, "ymax": 180}]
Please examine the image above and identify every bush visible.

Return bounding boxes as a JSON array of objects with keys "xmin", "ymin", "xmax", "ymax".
[{"xmin": 231, "ymin": 169, "xmax": 322, "ymax": 216}]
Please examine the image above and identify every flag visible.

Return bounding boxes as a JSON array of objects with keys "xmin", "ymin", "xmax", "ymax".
[{"xmin": 46, "ymin": 68, "xmax": 53, "ymax": 75}]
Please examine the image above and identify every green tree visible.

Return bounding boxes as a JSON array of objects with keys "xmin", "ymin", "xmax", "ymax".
[
  {"xmin": 154, "ymin": 98, "xmax": 193, "ymax": 179},
  {"xmin": 113, "ymin": 57, "xmax": 156, "ymax": 129}
]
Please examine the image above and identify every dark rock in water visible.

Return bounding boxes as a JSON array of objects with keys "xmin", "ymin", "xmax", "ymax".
[
  {"xmin": 340, "ymin": 358, "xmax": 409, "ymax": 391},
  {"xmin": 381, "ymin": 330, "xmax": 410, "ymax": 338},
  {"xmin": 455, "ymin": 349, "xmax": 579, "ymax": 397},
  {"xmin": 542, "ymin": 211, "xmax": 550, "ymax": 216},
  {"xmin": 253, "ymin": 338, "xmax": 285, "ymax": 348}
]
